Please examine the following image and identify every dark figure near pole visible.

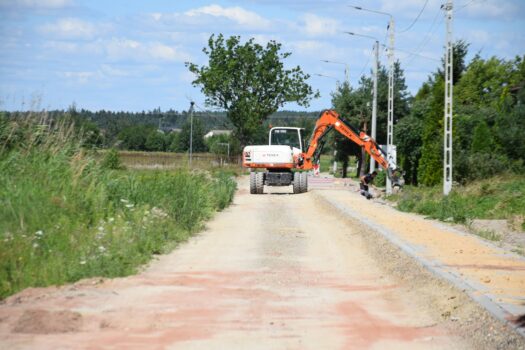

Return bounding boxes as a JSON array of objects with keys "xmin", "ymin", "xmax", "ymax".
[{"xmin": 360, "ymin": 171, "xmax": 377, "ymax": 199}]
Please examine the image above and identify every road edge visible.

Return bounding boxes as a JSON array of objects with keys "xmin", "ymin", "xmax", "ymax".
[{"xmin": 312, "ymin": 191, "xmax": 525, "ymax": 349}]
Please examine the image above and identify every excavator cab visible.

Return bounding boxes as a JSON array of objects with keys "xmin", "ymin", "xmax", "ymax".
[{"xmin": 269, "ymin": 127, "xmax": 305, "ymax": 152}]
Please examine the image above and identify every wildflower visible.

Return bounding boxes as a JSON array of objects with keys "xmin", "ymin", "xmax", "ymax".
[
  {"xmin": 80, "ymin": 260, "xmax": 86, "ymax": 265},
  {"xmin": 125, "ymin": 204, "xmax": 134, "ymax": 208},
  {"xmin": 98, "ymin": 226, "xmax": 104, "ymax": 232},
  {"xmin": 108, "ymin": 217, "xmax": 115, "ymax": 223},
  {"xmin": 33, "ymin": 242, "xmax": 39, "ymax": 248},
  {"xmin": 120, "ymin": 199, "xmax": 129, "ymax": 203},
  {"xmin": 35, "ymin": 230, "xmax": 44, "ymax": 237},
  {"xmin": 98, "ymin": 245, "xmax": 106, "ymax": 253}
]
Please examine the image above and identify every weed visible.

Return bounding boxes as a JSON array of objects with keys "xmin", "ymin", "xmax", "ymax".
[
  {"xmin": 101, "ymin": 148, "xmax": 123, "ymax": 170},
  {"xmin": 476, "ymin": 230, "xmax": 502, "ymax": 242}
]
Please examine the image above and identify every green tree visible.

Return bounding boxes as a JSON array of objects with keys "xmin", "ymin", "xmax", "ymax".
[
  {"xmin": 145, "ymin": 130, "xmax": 167, "ymax": 151},
  {"xmin": 177, "ymin": 118, "xmax": 207, "ymax": 152},
  {"xmin": 417, "ymin": 41, "xmax": 469, "ymax": 186},
  {"xmin": 118, "ymin": 125, "xmax": 155, "ymax": 151},
  {"xmin": 186, "ymin": 34, "xmax": 319, "ymax": 146},
  {"xmin": 470, "ymin": 121, "xmax": 495, "ymax": 154}
]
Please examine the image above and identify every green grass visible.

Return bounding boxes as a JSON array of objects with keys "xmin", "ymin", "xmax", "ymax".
[
  {"xmin": 476, "ymin": 230, "xmax": 502, "ymax": 242},
  {"xmin": 319, "ymin": 154, "xmax": 333, "ymax": 174},
  {"xmin": 389, "ymin": 175, "xmax": 525, "ymax": 225},
  {"xmin": 0, "ymin": 115, "xmax": 236, "ymax": 299}
]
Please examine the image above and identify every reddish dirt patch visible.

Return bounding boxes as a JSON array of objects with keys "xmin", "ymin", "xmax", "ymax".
[
  {"xmin": 337, "ymin": 301, "xmax": 438, "ymax": 348},
  {"xmin": 13, "ymin": 309, "xmax": 82, "ymax": 334}
]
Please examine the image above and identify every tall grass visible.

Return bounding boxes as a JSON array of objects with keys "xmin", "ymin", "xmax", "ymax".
[
  {"xmin": 390, "ymin": 175, "xmax": 525, "ymax": 224},
  {"xmin": 0, "ymin": 113, "xmax": 236, "ymax": 299}
]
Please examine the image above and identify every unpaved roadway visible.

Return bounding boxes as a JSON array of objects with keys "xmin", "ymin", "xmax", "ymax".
[{"xmin": 0, "ymin": 176, "xmax": 523, "ymax": 349}]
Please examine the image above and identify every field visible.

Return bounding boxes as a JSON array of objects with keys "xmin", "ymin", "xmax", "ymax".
[{"xmin": 114, "ymin": 150, "xmax": 242, "ymax": 171}]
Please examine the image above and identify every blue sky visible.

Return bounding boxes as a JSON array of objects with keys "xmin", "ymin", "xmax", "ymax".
[{"xmin": 1, "ymin": 0, "xmax": 524, "ymax": 112}]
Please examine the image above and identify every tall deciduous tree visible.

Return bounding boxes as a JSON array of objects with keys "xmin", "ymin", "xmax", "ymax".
[{"xmin": 186, "ymin": 34, "xmax": 318, "ymax": 146}]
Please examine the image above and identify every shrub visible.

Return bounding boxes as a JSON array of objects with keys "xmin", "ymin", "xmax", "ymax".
[{"xmin": 101, "ymin": 148, "xmax": 123, "ymax": 170}]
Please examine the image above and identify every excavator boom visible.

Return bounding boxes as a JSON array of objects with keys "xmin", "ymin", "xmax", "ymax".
[{"xmin": 301, "ymin": 109, "xmax": 401, "ymax": 186}]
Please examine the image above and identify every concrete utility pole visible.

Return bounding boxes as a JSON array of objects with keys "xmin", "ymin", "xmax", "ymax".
[
  {"xmin": 188, "ymin": 101, "xmax": 195, "ymax": 167},
  {"xmin": 371, "ymin": 40, "xmax": 379, "ymax": 172},
  {"xmin": 443, "ymin": 0, "xmax": 454, "ymax": 195},
  {"xmin": 386, "ymin": 17, "xmax": 395, "ymax": 195}
]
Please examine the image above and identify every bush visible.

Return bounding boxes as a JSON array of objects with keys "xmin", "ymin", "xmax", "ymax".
[{"xmin": 101, "ymin": 148, "xmax": 123, "ymax": 170}]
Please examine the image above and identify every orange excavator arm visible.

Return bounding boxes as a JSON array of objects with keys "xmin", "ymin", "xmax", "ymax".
[{"xmin": 301, "ymin": 109, "xmax": 401, "ymax": 186}]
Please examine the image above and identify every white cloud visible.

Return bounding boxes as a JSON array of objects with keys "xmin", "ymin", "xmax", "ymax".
[
  {"xmin": 39, "ymin": 18, "xmax": 105, "ymax": 40},
  {"xmin": 104, "ymin": 38, "xmax": 191, "ymax": 62},
  {"xmin": 300, "ymin": 13, "xmax": 340, "ymax": 36},
  {"xmin": 100, "ymin": 64, "xmax": 130, "ymax": 78},
  {"xmin": 184, "ymin": 4, "xmax": 271, "ymax": 29},
  {"xmin": 0, "ymin": 0, "xmax": 71, "ymax": 8},
  {"xmin": 466, "ymin": 29, "xmax": 490, "ymax": 45},
  {"xmin": 463, "ymin": 0, "xmax": 518, "ymax": 19},
  {"xmin": 290, "ymin": 40, "xmax": 325, "ymax": 52},
  {"xmin": 60, "ymin": 71, "xmax": 94, "ymax": 84},
  {"xmin": 380, "ymin": 0, "xmax": 441, "ymax": 18},
  {"xmin": 43, "ymin": 40, "xmax": 78, "ymax": 52}
]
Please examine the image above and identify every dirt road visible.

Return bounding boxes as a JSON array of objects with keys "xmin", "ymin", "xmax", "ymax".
[{"xmin": 0, "ymin": 176, "xmax": 521, "ymax": 349}]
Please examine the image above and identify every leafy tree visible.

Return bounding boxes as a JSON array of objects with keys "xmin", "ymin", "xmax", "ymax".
[
  {"xmin": 145, "ymin": 131, "xmax": 166, "ymax": 151},
  {"xmin": 394, "ymin": 111, "xmax": 425, "ymax": 185},
  {"xmin": 186, "ymin": 34, "xmax": 319, "ymax": 146},
  {"xmin": 167, "ymin": 132, "xmax": 181, "ymax": 152},
  {"xmin": 329, "ymin": 60, "xmax": 411, "ymax": 178},
  {"xmin": 470, "ymin": 121, "xmax": 495, "ymax": 154},
  {"xmin": 177, "ymin": 118, "xmax": 207, "ymax": 152},
  {"xmin": 417, "ymin": 41, "xmax": 469, "ymax": 186},
  {"xmin": 118, "ymin": 125, "xmax": 155, "ymax": 151}
]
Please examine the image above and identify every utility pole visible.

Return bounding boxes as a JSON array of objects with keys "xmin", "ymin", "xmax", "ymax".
[
  {"xmin": 386, "ymin": 17, "xmax": 395, "ymax": 195},
  {"xmin": 443, "ymin": 0, "xmax": 454, "ymax": 195},
  {"xmin": 371, "ymin": 40, "xmax": 379, "ymax": 172},
  {"xmin": 188, "ymin": 101, "xmax": 195, "ymax": 167}
]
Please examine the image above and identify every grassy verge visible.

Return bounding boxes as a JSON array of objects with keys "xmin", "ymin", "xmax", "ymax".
[
  {"xmin": 0, "ymin": 115, "xmax": 236, "ymax": 299},
  {"xmin": 389, "ymin": 175, "xmax": 525, "ymax": 227}
]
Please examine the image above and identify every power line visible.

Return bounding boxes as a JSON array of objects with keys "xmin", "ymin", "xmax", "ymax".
[
  {"xmin": 357, "ymin": 49, "xmax": 372, "ymax": 79},
  {"xmin": 404, "ymin": 7, "xmax": 444, "ymax": 66},
  {"xmin": 398, "ymin": 0, "xmax": 429, "ymax": 33}
]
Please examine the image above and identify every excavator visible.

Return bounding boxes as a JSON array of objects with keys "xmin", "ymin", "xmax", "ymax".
[{"xmin": 242, "ymin": 109, "xmax": 403, "ymax": 194}]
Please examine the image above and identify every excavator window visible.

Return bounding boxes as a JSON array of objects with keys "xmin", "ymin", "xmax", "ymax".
[{"xmin": 270, "ymin": 128, "xmax": 302, "ymax": 150}]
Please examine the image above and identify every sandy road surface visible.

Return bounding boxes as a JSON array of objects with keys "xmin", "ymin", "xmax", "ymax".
[{"xmin": 0, "ymin": 176, "xmax": 497, "ymax": 349}]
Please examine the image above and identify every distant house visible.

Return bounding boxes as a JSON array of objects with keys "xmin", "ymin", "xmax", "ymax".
[
  {"xmin": 204, "ymin": 130, "xmax": 232, "ymax": 139},
  {"xmin": 160, "ymin": 127, "xmax": 182, "ymax": 133}
]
